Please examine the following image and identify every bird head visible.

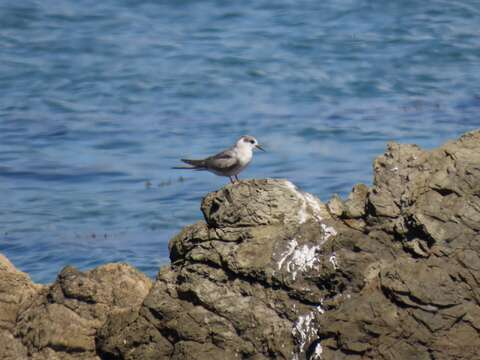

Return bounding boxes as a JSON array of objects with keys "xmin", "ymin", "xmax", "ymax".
[{"xmin": 237, "ymin": 135, "xmax": 265, "ymax": 152}]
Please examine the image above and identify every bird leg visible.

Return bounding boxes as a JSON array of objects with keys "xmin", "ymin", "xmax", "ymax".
[
  {"xmin": 235, "ymin": 175, "xmax": 239, "ymax": 182},
  {"xmin": 229, "ymin": 176, "xmax": 235, "ymax": 184}
]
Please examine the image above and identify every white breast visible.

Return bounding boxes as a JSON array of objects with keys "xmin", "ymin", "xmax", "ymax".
[{"xmin": 232, "ymin": 147, "xmax": 253, "ymax": 175}]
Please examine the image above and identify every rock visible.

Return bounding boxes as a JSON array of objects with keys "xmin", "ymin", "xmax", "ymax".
[
  {"xmin": 0, "ymin": 255, "xmax": 41, "ymax": 330},
  {"xmin": 326, "ymin": 194, "xmax": 345, "ymax": 217},
  {"xmin": 0, "ymin": 253, "xmax": 41, "ymax": 360},
  {"xmin": 328, "ymin": 184, "xmax": 369, "ymax": 232},
  {"xmin": 2, "ymin": 129, "xmax": 480, "ymax": 360},
  {"xmin": 318, "ymin": 130, "xmax": 480, "ymax": 360},
  {"xmin": 344, "ymin": 183, "xmax": 369, "ymax": 219},
  {"xmin": 99, "ymin": 179, "xmax": 345, "ymax": 359},
  {"xmin": 6, "ymin": 263, "xmax": 152, "ymax": 360},
  {"xmin": 201, "ymin": 179, "xmax": 333, "ymax": 228}
]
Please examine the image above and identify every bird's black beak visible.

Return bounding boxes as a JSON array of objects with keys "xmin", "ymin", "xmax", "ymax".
[{"xmin": 255, "ymin": 144, "xmax": 266, "ymax": 152}]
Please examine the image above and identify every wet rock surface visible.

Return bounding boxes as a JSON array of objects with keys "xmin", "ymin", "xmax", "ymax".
[{"xmin": 1, "ymin": 130, "xmax": 479, "ymax": 359}]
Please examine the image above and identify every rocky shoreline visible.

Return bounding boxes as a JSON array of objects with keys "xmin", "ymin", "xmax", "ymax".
[{"xmin": 1, "ymin": 130, "xmax": 479, "ymax": 359}]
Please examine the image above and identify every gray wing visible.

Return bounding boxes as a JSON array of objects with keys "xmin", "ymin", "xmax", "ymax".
[{"xmin": 204, "ymin": 149, "xmax": 239, "ymax": 171}]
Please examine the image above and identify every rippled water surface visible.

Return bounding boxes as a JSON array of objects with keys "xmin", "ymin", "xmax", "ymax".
[{"xmin": 1, "ymin": 0, "xmax": 480, "ymax": 282}]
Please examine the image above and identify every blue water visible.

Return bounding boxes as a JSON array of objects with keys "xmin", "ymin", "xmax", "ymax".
[{"xmin": 1, "ymin": 0, "xmax": 480, "ymax": 283}]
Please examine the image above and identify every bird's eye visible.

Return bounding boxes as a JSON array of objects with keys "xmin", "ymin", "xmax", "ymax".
[{"xmin": 250, "ymin": 140, "xmax": 255, "ymax": 144}]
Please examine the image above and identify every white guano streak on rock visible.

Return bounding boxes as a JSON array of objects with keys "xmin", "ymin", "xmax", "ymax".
[
  {"xmin": 281, "ymin": 180, "xmax": 309, "ymax": 224},
  {"xmin": 278, "ymin": 181, "xmax": 339, "ymax": 280},
  {"xmin": 292, "ymin": 304, "xmax": 326, "ymax": 360},
  {"xmin": 278, "ymin": 238, "xmax": 297, "ymax": 270},
  {"xmin": 277, "ymin": 239, "xmax": 321, "ymax": 281},
  {"xmin": 281, "ymin": 181, "xmax": 337, "ymax": 242},
  {"xmin": 312, "ymin": 342, "xmax": 323, "ymax": 359},
  {"xmin": 321, "ymin": 223, "xmax": 337, "ymax": 242},
  {"xmin": 292, "ymin": 311, "xmax": 315, "ymax": 351},
  {"xmin": 286, "ymin": 243, "xmax": 321, "ymax": 281},
  {"xmin": 329, "ymin": 252, "xmax": 338, "ymax": 270},
  {"xmin": 316, "ymin": 304, "xmax": 325, "ymax": 314}
]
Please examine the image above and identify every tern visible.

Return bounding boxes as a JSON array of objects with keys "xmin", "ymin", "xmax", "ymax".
[{"xmin": 173, "ymin": 135, "xmax": 265, "ymax": 183}]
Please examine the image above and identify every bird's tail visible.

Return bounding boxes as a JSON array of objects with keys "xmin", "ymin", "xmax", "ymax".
[
  {"xmin": 172, "ymin": 166, "xmax": 196, "ymax": 169},
  {"xmin": 172, "ymin": 159, "xmax": 207, "ymax": 170},
  {"xmin": 181, "ymin": 159, "xmax": 206, "ymax": 167}
]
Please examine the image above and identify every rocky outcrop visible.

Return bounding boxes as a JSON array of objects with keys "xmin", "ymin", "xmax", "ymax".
[
  {"xmin": 319, "ymin": 130, "xmax": 480, "ymax": 360},
  {"xmin": 97, "ymin": 179, "xmax": 343, "ymax": 360},
  {"xmin": 0, "ymin": 258, "xmax": 152, "ymax": 360},
  {"xmin": 1, "ymin": 130, "xmax": 479, "ymax": 359},
  {"xmin": 0, "ymin": 254, "xmax": 41, "ymax": 360}
]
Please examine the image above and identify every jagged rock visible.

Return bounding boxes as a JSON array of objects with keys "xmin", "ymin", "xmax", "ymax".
[
  {"xmin": 344, "ymin": 183, "xmax": 369, "ymax": 219},
  {"xmin": 97, "ymin": 130, "xmax": 480, "ymax": 360},
  {"xmin": 328, "ymin": 185, "xmax": 369, "ymax": 232},
  {"xmin": 0, "ymin": 254, "xmax": 41, "ymax": 360},
  {"xmin": 9, "ymin": 263, "xmax": 152, "ymax": 360},
  {"xmin": 98, "ymin": 179, "xmax": 344, "ymax": 359},
  {"xmin": 318, "ymin": 130, "xmax": 480, "ymax": 360},
  {"xmin": 2, "ymin": 130, "xmax": 480, "ymax": 360},
  {"xmin": 0, "ymin": 255, "xmax": 41, "ymax": 330},
  {"xmin": 326, "ymin": 194, "xmax": 345, "ymax": 217}
]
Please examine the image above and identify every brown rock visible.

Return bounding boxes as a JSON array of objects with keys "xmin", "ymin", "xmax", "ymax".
[
  {"xmin": 98, "ymin": 179, "xmax": 344, "ymax": 359},
  {"xmin": 14, "ymin": 263, "xmax": 152, "ymax": 359},
  {"xmin": 3, "ymin": 129, "xmax": 480, "ymax": 360},
  {"xmin": 344, "ymin": 183, "xmax": 369, "ymax": 219},
  {"xmin": 0, "ymin": 253, "xmax": 41, "ymax": 360}
]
